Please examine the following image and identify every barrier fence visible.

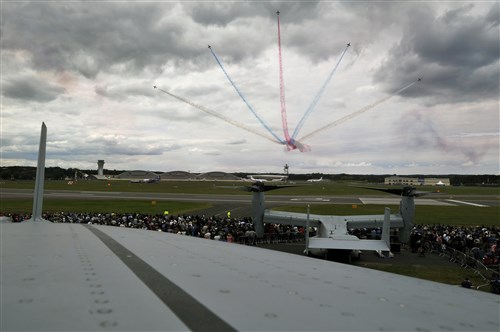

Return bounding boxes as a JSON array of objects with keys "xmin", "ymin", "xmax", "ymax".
[{"xmin": 428, "ymin": 242, "xmax": 499, "ymax": 293}]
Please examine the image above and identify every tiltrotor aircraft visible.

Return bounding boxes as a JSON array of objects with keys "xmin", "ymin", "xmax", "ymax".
[{"xmin": 247, "ymin": 181, "xmax": 424, "ymax": 259}]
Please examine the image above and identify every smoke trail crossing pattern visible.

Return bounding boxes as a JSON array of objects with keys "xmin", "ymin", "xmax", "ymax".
[
  {"xmin": 298, "ymin": 80, "xmax": 421, "ymax": 141},
  {"xmin": 153, "ymin": 86, "xmax": 280, "ymax": 144},
  {"xmin": 291, "ymin": 43, "xmax": 351, "ymax": 141},
  {"xmin": 156, "ymin": 11, "xmax": 422, "ymax": 152},
  {"xmin": 276, "ymin": 10, "xmax": 294, "ymax": 150},
  {"xmin": 208, "ymin": 45, "xmax": 284, "ymax": 144}
]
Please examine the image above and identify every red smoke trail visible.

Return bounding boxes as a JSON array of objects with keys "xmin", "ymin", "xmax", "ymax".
[{"xmin": 276, "ymin": 11, "xmax": 294, "ymax": 150}]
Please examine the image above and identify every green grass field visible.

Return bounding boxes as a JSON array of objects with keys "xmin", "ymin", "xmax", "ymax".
[
  {"xmin": 356, "ymin": 261, "xmax": 491, "ymax": 291},
  {"xmin": 1, "ymin": 199, "xmax": 209, "ymax": 215},
  {"xmin": 2, "ymin": 180, "xmax": 498, "ymax": 226},
  {"xmin": 2, "ymin": 179, "xmax": 499, "ymax": 195}
]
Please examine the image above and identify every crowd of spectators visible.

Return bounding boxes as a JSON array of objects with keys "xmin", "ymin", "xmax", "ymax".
[
  {"xmin": 4, "ymin": 211, "xmax": 304, "ymax": 245},
  {"xmin": 409, "ymin": 224, "xmax": 500, "ymax": 268}
]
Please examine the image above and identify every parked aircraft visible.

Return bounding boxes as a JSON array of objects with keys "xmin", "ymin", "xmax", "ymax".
[
  {"xmin": 307, "ymin": 177, "xmax": 323, "ymax": 182},
  {"xmin": 2, "ymin": 123, "xmax": 498, "ymax": 331},
  {"xmin": 247, "ymin": 174, "xmax": 288, "ymax": 182},
  {"xmin": 130, "ymin": 177, "xmax": 160, "ymax": 184},
  {"xmin": 248, "ymin": 181, "xmax": 424, "ymax": 259}
]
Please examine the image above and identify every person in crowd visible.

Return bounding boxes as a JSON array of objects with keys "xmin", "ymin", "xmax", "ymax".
[{"xmin": 461, "ymin": 278, "xmax": 472, "ymax": 289}]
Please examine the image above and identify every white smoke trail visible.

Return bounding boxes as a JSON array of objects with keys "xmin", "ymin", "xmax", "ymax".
[
  {"xmin": 155, "ymin": 86, "xmax": 281, "ymax": 144},
  {"xmin": 299, "ymin": 80, "xmax": 418, "ymax": 142}
]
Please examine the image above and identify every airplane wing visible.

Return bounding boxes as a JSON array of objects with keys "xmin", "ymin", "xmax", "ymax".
[
  {"xmin": 2, "ymin": 222, "xmax": 499, "ymax": 331},
  {"xmin": 342, "ymin": 214, "xmax": 404, "ymax": 228},
  {"xmin": 264, "ymin": 209, "xmax": 322, "ymax": 227},
  {"xmin": 264, "ymin": 210, "xmax": 405, "ymax": 229},
  {"xmin": 308, "ymin": 237, "xmax": 390, "ymax": 251}
]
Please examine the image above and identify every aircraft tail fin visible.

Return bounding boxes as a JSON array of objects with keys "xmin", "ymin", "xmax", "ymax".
[
  {"xmin": 251, "ymin": 192, "xmax": 265, "ymax": 237},
  {"xmin": 398, "ymin": 187, "xmax": 416, "ymax": 243},
  {"xmin": 28, "ymin": 122, "xmax": 48, "ymax": 222},
  {"xmin": 382, "ymin": 207, "xmax": 391, "ymax": 247}
]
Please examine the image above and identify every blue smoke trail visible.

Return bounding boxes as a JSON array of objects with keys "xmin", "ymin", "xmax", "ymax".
[
  {"xmin": 291, "ymin": 44, "xmax": 350, "ymax": 140},
  {"xmin": 209, "ymin": 46, "xmax": 285, "ymax": 144}
]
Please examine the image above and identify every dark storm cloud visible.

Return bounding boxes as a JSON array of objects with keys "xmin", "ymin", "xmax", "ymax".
[
  {"xmin": 182, "ymin": 1, "xmax": 324, "ymax": 64},
  {"xmin": 2, "ymin": 131, "xmax": 183, "ymax": 161},
  {"xmin": 185, "ymin": 2, "xmax": 261, "ymax": 27},
  {"xmin": 2, "ymin": 2, "xmax": 207, "ymax": 77},
  {"xmin": 485, "ymin": 2, "xmax": 500, "ymax": 27},
  {"xmin": 183, "ymin": 1, "xmax": 320, "ymax": 27},
  {"xmin": 2, "ymin": 1, "xmax": 325, "ymax": 81},
  {"xmin": 82, "ymin": 135, "xmax": 180, "ymax": 156},
  {"xmin": 415, "ymin": 4, "xmax": 498, "ymax": 68},
  {"xmin": 282, "ymin": 2, "xmax": 420, "ymax": 64},
  {"xmin": 2, "ymin": 133, "xmax": 49, "ymax": 161},
  {"xmin": 2, "ymin": 75, "xmax": 65, "ymax": 102},
  {"xmin": 374, "ymin": 3, "xmax": 499, "ymax": 104}
]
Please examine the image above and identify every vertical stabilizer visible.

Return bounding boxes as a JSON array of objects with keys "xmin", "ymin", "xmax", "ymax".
[
  {"xmin": 382, "ymin": 207, "xmax": 391, "ymax": 247},
  {"xmin": 28, "ymin": 122, "xmax": 48, "ymax": 222},
  {"xmin": 251, "ymin": 192, "xmax": 265, "ymax": 237},
  {"xmin": 398, "ymin": 187, "xmax": 416, "ymax": 243}
]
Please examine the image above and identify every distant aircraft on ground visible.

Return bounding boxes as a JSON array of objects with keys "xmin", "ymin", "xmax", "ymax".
[
  {"xmin": 2, "ymin": 123, "xmax": 498, "ymax": 331},
  {"xmin": 307, "ymin": 177, "xmax": 323, "ymax": 182},
  {"xmin": 130, "ymin": 177, "xmax": 160, "ymax": 184},
  {"xmin": 247, "ymin": 175, "xmax": 288, "ymax": 182}
]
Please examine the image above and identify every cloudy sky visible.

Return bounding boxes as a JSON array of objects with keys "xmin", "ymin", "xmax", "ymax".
[{"xmin": 1, "ymin": 1, "xmax": 498, "ymax": 175}]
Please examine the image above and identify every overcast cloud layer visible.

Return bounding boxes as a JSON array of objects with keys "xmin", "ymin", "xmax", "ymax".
[{"xmin": 1, "ymin": 1, "xmax": 498, "ymax": 175}]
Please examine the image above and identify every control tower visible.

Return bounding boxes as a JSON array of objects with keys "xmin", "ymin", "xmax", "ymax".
[{"xmin": 97, "ymin": 160, "xmax": 105, "ymax": 176}]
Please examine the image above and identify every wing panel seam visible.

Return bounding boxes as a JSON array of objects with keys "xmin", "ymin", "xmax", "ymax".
[{"xmin": 83, "ymin": 225, "xmax": 236, "ymax": 332}]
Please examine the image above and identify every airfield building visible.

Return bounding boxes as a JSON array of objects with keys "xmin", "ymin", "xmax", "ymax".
[
  {"xmin": 384, "ymin": 176, "xmax": 450, "ymax": 186},
  {"xmin": 196, "ymin": 171, "xmax": 242, "ymax": 181},
  {"xmin": 113, "ymin": 170, "xmax": 243, "ymax": 181},
  {"xmin": 160, "ymin": 171, "xmax": 197, "ymax": 181},
  {"xmin": 115, "ymin": 170, "xmax": 160, "ymax": 181}
]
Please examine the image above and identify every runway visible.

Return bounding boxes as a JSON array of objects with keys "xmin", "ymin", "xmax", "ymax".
[{"xmin": 2, "ymin": 188, "xmax": 496, "ymax": 218}]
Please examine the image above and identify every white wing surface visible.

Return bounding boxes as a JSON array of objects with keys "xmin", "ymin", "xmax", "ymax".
[{"xmin": 2, "ymin": 222, "xmax": 499, "ymax": 331}]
